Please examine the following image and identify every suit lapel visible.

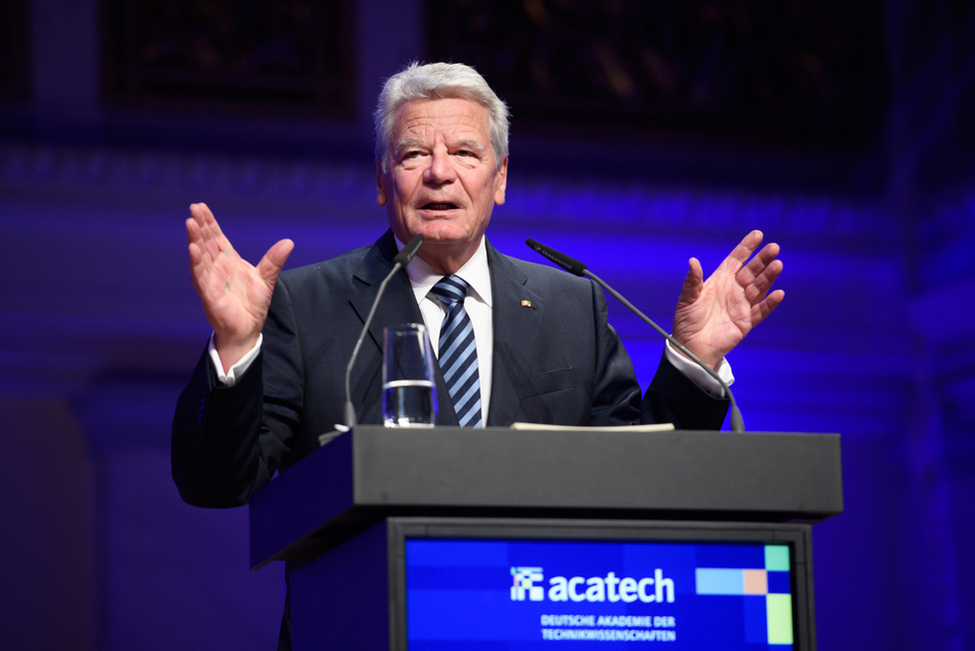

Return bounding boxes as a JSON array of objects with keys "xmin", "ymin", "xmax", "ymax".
[
  {"xmin": 485, "ymin": 242, "xmax": 545, "ymax": 426},
  {"xmin": 348, "ymin": 230, "xmax": 418, "ymax": 351},
  {"xmin": 348, "ymin": 230, "xmax": 458, "ymax": 426}
]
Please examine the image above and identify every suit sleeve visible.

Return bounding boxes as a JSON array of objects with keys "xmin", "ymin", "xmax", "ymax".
[
  {"xmin": 582, "ymin": 277, "xmax": 729, "ymax": 430},
  {"xmin": 642, "ymin": 352, "xmax": 730, "ymax": 430},
  {"xmin": 582, "ymin": 272, "xmax": 729, "ymax": 430},
  {"xmin": 171, "ymin": 278, "xmax": 303, "ymax": 508}
]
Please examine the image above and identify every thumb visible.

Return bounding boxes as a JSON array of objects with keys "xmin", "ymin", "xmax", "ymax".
[
  {"xmin": 257, "ymin": 238, "xmax": 295, "ymax": 285},
  {"xmin": 677, "ymin": 257, "xmax": 704, "ymax": 306}
]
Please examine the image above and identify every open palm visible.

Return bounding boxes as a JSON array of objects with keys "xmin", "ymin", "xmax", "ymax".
[
  {"xmin": 672, "ymin": 231, "xmax": 784, "ymax": 370},
  {"xmin": 186, "ymin": 202, "xmax": 294, "ymax": 371}
]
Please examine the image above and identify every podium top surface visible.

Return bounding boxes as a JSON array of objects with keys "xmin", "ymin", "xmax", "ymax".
[{"xmin": 249, "ymin": 426, "xmax": 843, "ymax": 568}]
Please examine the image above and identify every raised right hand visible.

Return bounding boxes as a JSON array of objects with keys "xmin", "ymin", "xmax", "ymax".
[{"xmin": 186, "ymin": 203, "xmax": 294, "ymax": 372}]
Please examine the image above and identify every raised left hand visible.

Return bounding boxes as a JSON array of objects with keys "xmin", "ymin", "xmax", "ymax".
[{"xmin": 671, "ymin": 230, "xmax": 784, "ymax": 369}]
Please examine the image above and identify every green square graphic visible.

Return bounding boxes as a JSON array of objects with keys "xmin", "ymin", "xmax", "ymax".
[
  {"xmin": 766, "ymin": 593, "xmax": 794, "ymax": 644},
  {"xmin": 765, "ymin": 545, "xmax": 790, "ymax": 571}
]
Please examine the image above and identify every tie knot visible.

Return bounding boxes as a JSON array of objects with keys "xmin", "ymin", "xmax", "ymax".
[{"xmin": 431, "ymin": 275, "xmax": 470, "ymax": 306}]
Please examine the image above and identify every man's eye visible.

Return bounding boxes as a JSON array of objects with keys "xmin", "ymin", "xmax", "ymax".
[
  {"xmin": 403, "ymin": 151, "xmax": 421, "ymax": 159},
  {"xmin": 456, "ymin": 150, "xmax": 473, "ymax": 157}
]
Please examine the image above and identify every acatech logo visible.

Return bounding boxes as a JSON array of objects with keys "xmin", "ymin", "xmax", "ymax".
[
  {"xmin": 511, "ymin": 566, "xmax": 545, "ymax": 601},
  {"xmin": 511, "ymin": 567, "xmax": 676, "ymax": 603}
]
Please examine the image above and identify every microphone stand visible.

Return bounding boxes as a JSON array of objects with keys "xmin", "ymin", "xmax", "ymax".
[
  {"xmin": 329, "ymin": 235, "xmax": 425, "ymax": 443},
  {"xmin": 526, "ymin": 238, "xmax": 745, "ymax": 432}
]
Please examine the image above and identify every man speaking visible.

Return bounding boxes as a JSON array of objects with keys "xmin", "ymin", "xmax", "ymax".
[{"xmin": 172, "ymin": 61, "xmax": 783, "ymax": 644}]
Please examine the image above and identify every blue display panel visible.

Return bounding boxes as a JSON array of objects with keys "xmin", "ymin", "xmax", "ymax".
[{"xmin": 405, "ymin": 538, "xmax": 794, "ymax": 650}]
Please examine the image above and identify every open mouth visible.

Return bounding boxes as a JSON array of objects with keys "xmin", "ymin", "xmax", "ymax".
[{"xmin": 421, "ymin": 202, "xmax": 458, "ymax": 211}]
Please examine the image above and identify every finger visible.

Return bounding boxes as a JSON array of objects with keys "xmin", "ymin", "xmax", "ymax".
[
  {"xmin": 750, "ymin": 289, "xmax": 785, "ymax": 325},
  {"xmin": 735, "ymin": 259, "xmax": 784, "ymax": 305},
  {"xmin": 717, "ymin": 230, "xmax": 764, "ymax": 275},
  {"xmin": 186, "ymin": 217, "xmax": 209, "ymax": 290},
  {"xmin": 200, "ymin": 215, "xmax": 243, "ymax": 274},
  {"xmin": 257, "ymin": 238, "xmax": 295, "ymax": 285},
  {"xmin": 191, "ymin": 203, "xmax": 232, "ymax": 263},
  {"xmin": 188, "ymin": 203, "xmax": 206, "ymax": 229},
  {"xmin": 188, "ymin": 205, "xmax": 239, "ymax": 297},
  {"xmin": 195, "ymin": 202, "xmax": 227, "ymax": 241},
  {"xmin": 738, "ymin": 241, "xmax": 780, "ymax": 278},
  {"xmin": 190, "ymin": 201, "xmax": 214, "ymax": 226},
  {"xmin": 188, "ymin": 203, "xmax": 220, "ymax": 250},
  {"xmin": 187, "ymin": 209, "xmax": 211, "ymax": 262},
  {"xmin": 678, "ymin": 257, "xmax": 704, "ymax": 305},
  {"xmin": 188, "ymin": 210, "xmax": 224, "ymax": 269},
  {"xmin": 190, "ymin": 203, "xmax": 220, "ymax": 261},
  {"xmin": 734, "ymin": 241, "xmax": 779, "ymax": 287},
  {"xmin": 186, "ymin": 216, "xmax": 202, "ymax": 249},
  {"xmin": 742, "ymin": 257, "xmax": 783, "ymax": 305}
]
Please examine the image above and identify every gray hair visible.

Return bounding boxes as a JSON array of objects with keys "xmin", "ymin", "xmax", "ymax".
[{"xmin": 374, "ymin": 62, "xmax": 510, "ymax": 172}]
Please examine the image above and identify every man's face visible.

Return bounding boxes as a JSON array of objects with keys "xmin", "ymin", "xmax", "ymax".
[{"xmin": 377, "ymin": 97, "xmax": 507, "ymax": 272}]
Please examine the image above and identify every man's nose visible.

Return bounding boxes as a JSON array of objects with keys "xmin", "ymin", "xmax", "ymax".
[{"xmin": 423, "ymin": 149, "xmax": 456, "ymax": 185}]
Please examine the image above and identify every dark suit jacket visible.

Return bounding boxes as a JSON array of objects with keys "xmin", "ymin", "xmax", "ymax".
[{"xmin": 172, "ymin": 230, "xmax": 729, "ymax": 508}]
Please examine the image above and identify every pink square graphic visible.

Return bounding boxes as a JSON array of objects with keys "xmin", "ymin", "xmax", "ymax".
[{"xmin": 743, "ymin": 569, "xmax": 768, "ymax": 595}]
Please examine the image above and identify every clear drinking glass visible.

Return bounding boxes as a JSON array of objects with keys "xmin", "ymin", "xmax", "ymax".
[{"xmin": 382, "ymin": 323, "xmax": 437, "ymax": 427}]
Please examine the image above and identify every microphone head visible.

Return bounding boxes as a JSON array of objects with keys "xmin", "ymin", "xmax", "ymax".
[
  {"xmin": 393, "ymin": 234, "xmax": 425, "ymax": 267},
  {"xmin": 526, "ymin": 238, "xmax": 587, "ymax": 276}
]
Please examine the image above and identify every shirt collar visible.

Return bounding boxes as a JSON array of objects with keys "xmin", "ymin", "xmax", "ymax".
[{"xmin": 395, "ymin": 235, "xmax": 493, "ymax": 308}]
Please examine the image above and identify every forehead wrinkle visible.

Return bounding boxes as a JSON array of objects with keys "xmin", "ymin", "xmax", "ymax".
[
  {"xmin": 397, "ymin": 102, "xmax": 486, "ymax": 134},
  {"xmin": 391, "ymin": 98, "xmax": 496, "ymax": 164}
]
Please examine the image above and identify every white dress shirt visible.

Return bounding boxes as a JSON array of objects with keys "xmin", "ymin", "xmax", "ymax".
[{"xmin": 400, "ymin": 236, "xmax": 494, "ymax": 424}]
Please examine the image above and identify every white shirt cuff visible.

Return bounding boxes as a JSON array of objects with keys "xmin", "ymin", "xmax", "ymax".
[
  {"xmin": 208, "ymin": 333, "xmax": 263, "ymax": 387},
  {"xmin": 664, "ymin": 340, "xmax": 734, "ymax": 398}
]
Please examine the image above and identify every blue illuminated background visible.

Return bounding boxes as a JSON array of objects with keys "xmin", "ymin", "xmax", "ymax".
[{"xmin": 1, "ymin": 1, "xmax": 973, "ymax": 650}]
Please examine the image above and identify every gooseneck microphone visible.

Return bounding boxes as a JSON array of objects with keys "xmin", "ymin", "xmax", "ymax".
[
  {"xmin": 343, "ymin": 234, "xmax": 424, "ymax": 428},
  {"xmin": 526, "ymin": 238, "xmax": 745, "ymax": 432}
]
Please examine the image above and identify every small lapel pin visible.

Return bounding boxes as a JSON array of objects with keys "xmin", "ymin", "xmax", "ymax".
[{"xmin": 521, "ymin": 300, "xmax": 532, "ymax": 308}]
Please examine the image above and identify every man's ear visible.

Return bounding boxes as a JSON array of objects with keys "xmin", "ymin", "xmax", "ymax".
[
  {"xmin": 493, "ymin": 156, "xmax": 509, "ymax": 206},
  {"xmin": 376, "ymin": 159, "xmax": 387, "ymax": 207}
]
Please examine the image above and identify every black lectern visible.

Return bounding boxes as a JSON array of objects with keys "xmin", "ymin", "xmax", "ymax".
[{"xmin": 249, "ymin": 426, "xmax": 842, "ymax": 650}]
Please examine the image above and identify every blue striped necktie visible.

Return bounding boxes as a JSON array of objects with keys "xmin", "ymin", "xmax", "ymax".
[{"xmin": 430, "ymin": 276, "xmax": 482, "ymax": 428}]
